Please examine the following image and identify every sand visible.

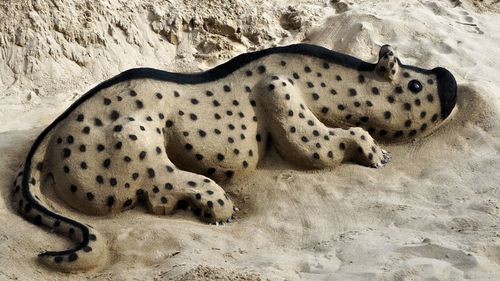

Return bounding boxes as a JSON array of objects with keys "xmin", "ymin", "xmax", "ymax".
[{"xmin": 1, "ymin": 0, "xmax": 499, "ymax": 280}]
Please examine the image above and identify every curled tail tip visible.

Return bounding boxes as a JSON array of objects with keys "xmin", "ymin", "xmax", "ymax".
[{"xmin": 37, "ymin": 234, "xmax": 108, "ymax": 272}]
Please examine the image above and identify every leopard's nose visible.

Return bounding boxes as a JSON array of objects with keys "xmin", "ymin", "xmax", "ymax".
[{"xmin": 433, "ymin": 67, "xmax": 457, "ymax": 119}]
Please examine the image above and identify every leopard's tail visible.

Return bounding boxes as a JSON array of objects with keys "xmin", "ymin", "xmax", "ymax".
[{"xmin": 12, "ymin": 130, "xmax": 107, "ymax": 272}]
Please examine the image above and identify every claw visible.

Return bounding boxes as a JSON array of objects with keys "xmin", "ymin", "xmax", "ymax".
[{"xmin": 233, "ymin": 207, "xmax": 239, "ymax": 212}]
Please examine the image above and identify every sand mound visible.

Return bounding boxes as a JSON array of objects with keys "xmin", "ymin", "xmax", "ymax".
[{"xmin": 1, "ymin": 0, "xmax": 499, "ymax": 280}]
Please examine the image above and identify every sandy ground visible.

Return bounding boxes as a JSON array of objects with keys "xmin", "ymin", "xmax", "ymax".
[{"xmin": 1, "ymin": 0, "xmax": 499, "ymax": 280}]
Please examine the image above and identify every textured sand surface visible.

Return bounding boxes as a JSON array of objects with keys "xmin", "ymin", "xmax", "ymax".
[{"xmin": 1, "ymin": 0, "xmax": 499, "ymax": 280}]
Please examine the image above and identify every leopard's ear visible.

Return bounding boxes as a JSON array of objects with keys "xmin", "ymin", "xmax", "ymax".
[{"xmin": 375, "ymin": 45, "xmax": 399, "ymax": 80}]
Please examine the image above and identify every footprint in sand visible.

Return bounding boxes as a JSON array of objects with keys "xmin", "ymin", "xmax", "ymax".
[{"xmin": 455, "ymin": 10, "xmax": 484, "ymax": 34}]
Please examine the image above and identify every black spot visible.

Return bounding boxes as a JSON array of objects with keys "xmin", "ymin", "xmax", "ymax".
[
  {"xmin": 63, "ymin": 148, "xmax": 71, "ymax": 158},
  {"xmin": 225, "ymin": 171, "xmax": 234, "ymax": 178},
  {"xmin": 223, "ymin": 85, "xmax": 231, "ymax": 92},
  {"xmin": 106, "ymin": 196, "xmax": 116, "ymax": 207},
  {"xmin": 164, "ymin": 183, "xmax": 173, "ymax": 190},
  {"xmin": 360, "ymin": 116, "xmax": 369, "ymax": 122},
  {"xmin": 421, "ymin": 123, "xmax": 428, "ymax": 131},
  {"xmin": 387, "ymin": 96, "xmax": 395, "ymax": 103},
  {"xmin": 312, "ymin": 93, "xmax": 320, "ymax": 100},
  {"xmin": 139, "ymin": 151, "xmax": 147, "ymax": 159},
  {"xmin": 114, "ymin": 142, "xmax": 123, "ymax": 150},
  {"xmin": 68, "ymin": 253, "xmax": 78, "ymax": 262},
  {"xmin": 132, "ymin": 173, "xmax": 139, "ymax": 180},
  {"xmin": 301, "ymin": 136, "xmax": 309, "ymax": 143},
  {"xmin": 165, "ymin": 120, "xmax": 174, "ymax": 127},
  {"xmin": 86, "ymin": 192, "xmax": 95, "ymax": 200},
  {"xmin": 420, "ymin": 111, "xmax": 427, "ymax": 118},
  {"xmin": 187, "ymin": 181, "xmax": 197, "ymax": 187},
  {"xmin": 293, "ymin": 73, "xmax": 300, "ymax": 79},
  {"xmin": 24, "ymin": 203, "xmax": 32, "ymax": 213},
  {"xmin": 217, "ymin": 153, "xmax": 225, "ymax": 161},
  {"xmin": 124, "ymin": 156, "xmax": 132, "ymax": 162},
  {"xmin": 94, "ymin": 118, "xmax": 103, "ymax": 126},
  {"xmin": 394, "ymin": 131, "xmax": 404, "ymax": 138},
  {"xmin": 258, "ymin": 65, "xmax": 266, "ymax": 74},
  {"xmin": 245, "ymin": 70, "xmax": 253, "ymax": 76},
  {"xmin": 339, "ymin": 143, "xmax": 346, "ymax": 150},
  {"xmin": 113, "ymin": 125, "xmax": 122, "ymax": 132},
  {"xmin": 110, "ymin": 178, "xmax": 117, "ymax": 186},
  {"xmin": 83, "ymin": 246, "xmax": 92, "ymax": 252},
  {"xmin": 80, "ymin": 162, "xmax": 88, "ymax": 169},
  {"xmin": 395, "ymin": 86, "xmax": 404, "ymax": 94},
  {"xmin": 404, "ymin": 103, "xmax": 412, "ymax": 111},
  {"xmin": 432, "ymin": 114, "xmax": 439, "ymax": 122},
  {"xmin": 156, "ymin": 93, "xmax": 163, "ymax": 99},
  {"xmin": 129, "ymin": 134, "xmax": 138, "ymax": 141},
  {"xmin": 190, "ymin": 113, "xmax": 198, "ymax": 121},
  {"xmin": 102, "ymin": 158, "xmax": 111, "ymax": 168},
  {"xmin": 358, "ymin": 75, "xmax": 365, "ymax": 83},
  {"xmin": 174, "ymin": 91, "xmax": 180, "ymax": 97},
  {"xmin": 76, "ymin": 114, "xmax": 84, "ymax": 122},
  {"xmin": 82, "ymin": 126, "xmax": 90, "ymax": 134},
  {"xmin": 337, "ymin": 104, "xmax": 346, "ymax": 111},
  {"xmin": 409, "ymin": 130, "xmax": 417, "ymax": 137},
  {"xmin": 135, "ymin": 100, "xmax": 144, "ymax": 109},
  {"xmin": 380, "ymin": 130, "xmax": 388, "ymax": 136},
  {"xmin": 307, "ymin": 82, "xmax": 314, "ymax": 88},
  {"xmin": 214, "ymin": 113, "xmax": 221, "ymax": 120},
  {"xmin": 70, "ymin": 185, "xmax": 78, "ymax": 193},
  {"xmin": 321, "ymin": 107, "xmax": 329, "ymax": 114},
  {"xmin": 336, "ymin": 75, "xmax": 342, "ymax": 81},
  {"xmin": 404, "ymin": 120, "xmax": 412, "ymax": 128},
  {"xmin": 147, "ymin": 168, "xmax": 155, "ymax": 178},
  {"xmin": 256, "ymin": 134, "xmax": 262, "ymax": 142},
  {"xmin": 104, "ymin": 98, "xmax": 111, "ymax": 105},
  {"xmin": 348, "ymin": 89, "xmax": 357, "ymax": 96},
  {"xmin": 354, "ymin": 101, "xmax": 361, "ymax": 107},
  {"xmin": 366, "ymin": 100, "xmax": 373, "ymax": 107},
  {"xmin": 130, "ymin": 90, "xmax": 137, "ymax": 97},
  {"xmin": 384, "ymin": 111, "xmax": 392, "ymax": 119},
  {"xmin": 207, "ymin": 168, "xmax": 216, "ymax": 175},
  {"xmin": 330, "ymin": 89, "xmax": 337, "ymax": 95},
  {"xmin": 33, "ymin": 215, "xmax": 42, "ymax": 225},
  {"xmin": 195, "ymin": 154, "xmax": 204, "ymax": 160},
  {"xmin": 304, "ymin": 66, "xmax": 312, "ymax": 73},
  {"xmin": 290, "ymin": 126, "xmax": 296, "ymax": 133},
  {"xmin": 427, "ymin": 94, "xmax": 434, "ymax": 102},
  {"xmin": 96, "ymin": 175, "xmax": 105, "ymax": 184},
  {"xmin": 214, "ymin": 128, "xmax": 221, "ymax": 134}
]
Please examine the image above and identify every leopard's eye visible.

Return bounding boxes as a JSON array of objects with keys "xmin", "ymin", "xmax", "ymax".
[{"xmin": 408, "ymin": 80, "xmax": 422, "ymax": 93}]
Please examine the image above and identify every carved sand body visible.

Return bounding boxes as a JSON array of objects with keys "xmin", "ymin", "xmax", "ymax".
[{"xmin": 12, "ymin": 44, "xmax": 457, "ymax": 272}]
